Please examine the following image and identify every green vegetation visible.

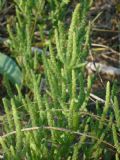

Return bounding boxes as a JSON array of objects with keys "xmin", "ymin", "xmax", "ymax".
[{"xmin": 0, "ymin": 0, "xmax": 120, "ymax": 159}]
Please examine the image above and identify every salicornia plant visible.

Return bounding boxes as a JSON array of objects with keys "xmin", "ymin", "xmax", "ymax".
[{"xmin": 0, "ymin": 0, "xmax": 120, "ymax": 160}]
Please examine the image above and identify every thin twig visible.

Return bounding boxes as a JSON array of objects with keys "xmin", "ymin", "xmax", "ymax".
[
  {"xmin": 90, "ymin": 93, "xmax": 105, "ymax": 103},
  {"xmin": 93, "ymin": 28, "xmax": 120, "ymax": 33},
  {"xmin": 91, "ymin": 43, "xmax": 120, "ymax": 55},
  {"xmin": 0, "ymin": 126, "xmax": 116, "ymax": 152}
]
